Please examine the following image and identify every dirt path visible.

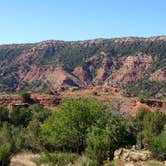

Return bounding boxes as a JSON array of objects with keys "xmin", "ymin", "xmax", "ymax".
[{"xmin": 10, "ymin": 152, "xmax": 39, "ymax": 166}]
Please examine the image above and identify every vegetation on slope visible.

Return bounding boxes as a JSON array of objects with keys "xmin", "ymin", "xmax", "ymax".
[
  {"xmin": 33, "ymin": 39, "xmax": 166, "ymax": 71},
  {"xmin": 126, "ymin": 78, "xmax": 166, "ymax": 98},
  {"xmin": 0, "ymin": 37, "xmax": 166, "ymax": 94}
]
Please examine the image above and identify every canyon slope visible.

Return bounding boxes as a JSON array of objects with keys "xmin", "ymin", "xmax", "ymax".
[{"xmin": 0, "ymin": 36, "xmax": 166, "ymax": 98}]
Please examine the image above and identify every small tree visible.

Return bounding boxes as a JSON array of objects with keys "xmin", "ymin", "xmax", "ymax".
[
  {"xmin": 41, "ymin": 98, "xmax": 104, "ymax": 153},
  {"xmin": 21, "ymin": 92, "xmax": 31, "ymax": 103},
  {"xmin": 138, "ymin": 96, "xmax": 147, "ymax": 104},
  {"xmin": 142, "ymin": 110, "xmax": 166, "ymax": 145},
  {"xmin": 92, "ymin": 91, "xmax": 98, "ymax": 96},
  {"xmin": 0, "ymin": 123, "xmax": 13, "ymax": 165},
  {"xmin": 136, "ymin": 109, "xmax": 166, "ymax": 149},
  {"xmin": 0, "ymin": 106, "xmax": 8, "ymax": 122},
  {"xmin": 136, "ymin": 108, "xmax": 150, "ymax": 149},
  {"xmin": 150, "ymin": 125, "xmax": 166, "ymax": 160},
  {"xmin": 29, "ymin": 104, "xmax": 52, "ymax": 122},
  {"xmin": 86, "ymin": 126, "xmax": 110, "ymax": 165},
  {"xmin": 9, "ymin": 107, "xmax": 33, "ymax": 127}
]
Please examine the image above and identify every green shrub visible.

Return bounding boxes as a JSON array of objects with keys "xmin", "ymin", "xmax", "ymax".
[
  {"xmin": 0, "ymin": 103, "xmax": 52, "ymax": 154},
  {"xmin": 41, "ymin": 98, "xmax": 136, "ymax": 164},
  {"xmin": 21, "ymin": 92, "xmax": 34, "ymax": 104},
  {"xmin": 86, "ymin": 126, "xmax": 110, "ymax": 165},
  {"xmin": 0, "ymin": 123, "xmax": 13, "ymax": 165},
  {"xmin": 0, "ymin": 143, "xmax": 12, "ymax": 165},
  {"xmin": 92, "ymin": 91, "xmax": 98, "ymax": 96},
  {"xmin": 150, "ymin": 125, "xmax": 166, "ymax": 160},
  {"xmin": 29, "ymin": 104, "xmax": 52, "ymax": 122},
  {"xmin": 41, "ymin": 98, "xmax": 104, "ymax": 153},
  {"xmin": 138, "ymin": 96, "xmax": 148, "ymax": 104},
  {"xmin": 136, "ymin": 109, "xmax": 166, "ymax": 149},
  {"xmin": 0, "ymin": 106, "xmax": 9, "ymax": 122},
  {"xmin": 9, "ymin": 107, "xmax": 33, "ymax": 127},
  {"xmin": 9, "ymin": 105, "xmax": 52, "ymax": 152},
  {"xmin": 9, "ymin": 104, "xmax": 52, "ymax": 127}
]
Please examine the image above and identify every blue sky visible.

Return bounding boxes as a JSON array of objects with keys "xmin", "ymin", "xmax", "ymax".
[{"xmin": 0, "ymin": 0, "xmax": 166, "ymax": 43}]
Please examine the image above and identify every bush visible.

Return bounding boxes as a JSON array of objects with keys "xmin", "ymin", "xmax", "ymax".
[
  {"xmin": 0, "ymin": 106, "xmax": 9, "ymax": 122},
  {"xmin": 0, "ymin": 104, "xmax": 52, "ymax": 155},
  {"xmin": 9, "ymin": 107, "xmax": 33, "ymax": 127},
  {"xmin": 9, "ymin": 104, "xmax": 52, "ymax": 152},
  {"xmin": 29, "ymin": 104, "xmax": 52, "ymax": 122},
  {"xmin": 108, "ymin": 114, "xmax": 137, "ymax": 159},
  {"xmin": 138, "ymin": 96, "xmax": 148, "ymax": 104},
  {"xmin": 136, "ymin": 109, "xmax": 166, "ymax": 149},
  {"xmin": 41, "ymin": 98, "xmax": 104, "ymax": 153},
  {"xmin": 41, "ymin": 98, "xmax": 136, "ymax": 164},
  {"xmin": 11, "ymin": 126, "xmax": 29, "ymax": 152},
  {"xmin": 0, "ymin": 143, "xmax": 12, "ymax": 165},
  {"xmin": 21, "ymin": 92, "xmax": 33, "ymax": 104},
  {"xmin": 92, "ymin": 91, "xmax": 98, "ymax": 96},
  {"xmin": 0, "ymin": 123, "xmax": 13, "ymax": 165},
  {"xmin": 86, "ymin": 126, "xmax": 110, "ymax": 165},
  {"xmin": 26, "ymin": 119, "xmax": 43, "ymax": 151},
  {"xmin": 9, "ymin": 104, "xmax": 52, "ymax": 127},
  {"xmin": 150, "ymin": 125, "xmax": 166, "ymax": 160}
]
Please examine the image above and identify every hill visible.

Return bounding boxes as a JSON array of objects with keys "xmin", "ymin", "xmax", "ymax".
[{"xmin": 0, "ymin": 36, "xmax": 166, "ymax": 98}]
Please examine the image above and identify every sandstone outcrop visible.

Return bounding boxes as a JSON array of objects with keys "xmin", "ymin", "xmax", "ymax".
[
  {"xmin": 114, "ymin": 148, "xmax": 152, "ymax": 162},
  {"xmin": 113, "ymin": 148, "xmax": 166, "ymax": 166},
  {"xmin": 105, "ymin": 54, "xmax": 153, "ymax": 87},
  {"xmin": 151, "ymin": 69, "xmax": 166, "ymax": 82},
  {"xmin": 0, "ymin": 94, "xmax": 60, "ymax": 108}
]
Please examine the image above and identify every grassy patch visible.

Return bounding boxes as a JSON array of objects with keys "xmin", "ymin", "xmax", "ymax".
[{"xmin": 31, "ymin": 152, "xmax": 78, "ymax": 166}]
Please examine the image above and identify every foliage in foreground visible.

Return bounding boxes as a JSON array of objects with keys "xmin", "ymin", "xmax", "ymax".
[
  {"xmin": 41, "ymin": 98, "xmax": 136, "ymax": 164},
  {"xmin": 0, "ymin": 98, "xmax": 165, "ymax": 165},
  {"xmin": 0, "ymin": 104, "xmax": 52, "ymax": 165},
  {"xmin": 136, "ymin": 108, "xmax": 166, "ymax": 160}
]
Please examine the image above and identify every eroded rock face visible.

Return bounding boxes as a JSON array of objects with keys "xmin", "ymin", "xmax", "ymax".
[
  {"xmin": 32, "ymin": 94, "xmax": 61, "ymax": 107},
  {"xmin": 18, "ymin": 64, "xmax": 44, "ymax": 83},
  {"xmin": 0, "ymin": 95, "xmax": 22, "ymax": 107},
  {"xmin": 18, "ymin": 65, "xmax": 84, "ymax": 91},
  {"xmin": 17, "ymin": 53, "xmax": 155, "ymax": 91},
  {"xmin": 43, "ymin": 67, "xmax": 84, "ymax": 89},
  {"xmin": 105, "ymin": 54, "xmax": 153, "ymax": 87},
  {"xmin": 73, "ymin": 67, "xmax": 86, "ymax": 83},
  {"xmin": 1, "ymin": 37, "xmax": 165, "ymax": 93},
  {"xmin": 95, "ymin": 52, "xmax": 112, "ymax": 84},
  {"xmin": 151, "ymin": 69, "xmax": 166, "ymax": 81},
  {"xmin": 0, "ymin": 94, "xmax": 60, "ymax": 108}
]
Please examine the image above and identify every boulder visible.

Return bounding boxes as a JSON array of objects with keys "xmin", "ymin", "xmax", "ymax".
[{"xmin": 114, "ymin": 148, "xmax": 152, "ymax": 162}]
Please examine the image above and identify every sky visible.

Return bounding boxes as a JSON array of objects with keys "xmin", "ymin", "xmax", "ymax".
[{"xmin": 0, "ymin": 0, "xmax": 166, "ymax": 44}]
